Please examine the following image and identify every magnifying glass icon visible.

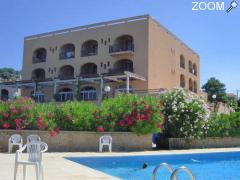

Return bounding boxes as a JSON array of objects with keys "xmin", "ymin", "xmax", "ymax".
[{"xmin": 226, "ymin": 1, "xmax": 238, "ymax": 13}]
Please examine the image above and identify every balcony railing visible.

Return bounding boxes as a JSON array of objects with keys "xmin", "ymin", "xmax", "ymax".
[
  {"xmin": 32, "ymin": 57, "xmax": 46, "ymax": 64},
  {"xmin": 59, "ymin": 52, "xmax": 75, "ymax": 60},
  {"xmin": 108, "ymin": 67, "xmax": 134, "ymax": 75},
  {"xmin": 31, "ymin": 77, "xmax": 46, "ymax": 82},
  {"xmin": 79, "ymin": 73, "xmax": 98, "ymax": 78},
  {"xmin": 81, "ymin": 50, "xmax": 98, "ymax": 57},
  {"xmin": 58, "ymin": 75, "xmax": 75, "ymax": 80},
  {"xmin": 109, "ymin": 44, "xmax": 134, "ymax": 53}
]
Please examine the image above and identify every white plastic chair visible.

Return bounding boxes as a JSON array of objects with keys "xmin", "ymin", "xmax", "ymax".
[
  {"xmin": 27, "ymin": 135, "xmax": 41, "ymax": 143},
  {"xmin": 8, "ymin": 134, "xmax": 23, "ymax": 153},
  {"xmin": 99, "ymin": 135, "xmax": 112, "ymax": 152},
  {"xmin": 14, "ymin": 142, "xmax": 48, "ymax": 180}
]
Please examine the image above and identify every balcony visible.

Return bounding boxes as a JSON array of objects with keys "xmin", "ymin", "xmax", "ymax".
[
  {"xmin": 108, "ymin": 67, "xmax": 134, "ymax": 75},
  {"xmin": 32, "ymin": 57, "xmax": 46, "ymax": 64},
  {"xmin": 59, "ymin": 52, "xmax": 75, "ymax": 60},
  {"xmin": 81, "ymin": 40, "xmax": 98, "ymax": 57},
  {"xmin": 59, "ymin": 43, "xmax": 75, "ymax": 60},
  {"xmin": 109, "ymin": 44, "xmax": 134, "ymax": 55},
  {"xmin": 81, "ymin": 50, "xmax": 98, "ymax": 57}
]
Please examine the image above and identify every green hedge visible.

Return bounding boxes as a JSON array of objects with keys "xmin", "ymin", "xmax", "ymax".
[{"xmin": 0, "ymin": 94, "xmax": 164, "ymax": 136}]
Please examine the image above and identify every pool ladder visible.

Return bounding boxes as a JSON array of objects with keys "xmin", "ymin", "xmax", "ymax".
[{"xmin": 152, "ymin": 163, "xmax": 196, "ymax": 180}]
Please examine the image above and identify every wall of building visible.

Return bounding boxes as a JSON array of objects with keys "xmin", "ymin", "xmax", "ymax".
[
  {"xmin": 147, "ymin": 17, "xmax": 200, "ymax": 92},
  {"xmin": 21, "ymin": 15, "xmax": 200, "ymax": 100},
  {"xmin": 0, "ymin": 130, "xmax": 152, "ymax": 152}
]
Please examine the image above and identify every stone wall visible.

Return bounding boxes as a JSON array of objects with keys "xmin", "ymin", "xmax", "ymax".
[
  {"xmin": 0, "ymin": 130, "xmax": 152, "ymax": 152},
  {"xmin": 158, "ymin": 137, "xmax": 240, "ymax": 149}
]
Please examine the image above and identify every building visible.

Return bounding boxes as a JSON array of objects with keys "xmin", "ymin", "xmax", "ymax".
[{"xmin": 1, "ymin": 15, "xmax": 200, "ymax": 102}]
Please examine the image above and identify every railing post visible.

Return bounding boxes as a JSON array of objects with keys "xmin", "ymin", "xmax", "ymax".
[{"xmin": 126, "ymin": 75, "xmax": 130, "ymax": 94}]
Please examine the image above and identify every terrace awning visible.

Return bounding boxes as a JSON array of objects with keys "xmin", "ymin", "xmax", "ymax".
[{"xmin": 0, "ymin": 71, "xmax": 147, "ymax": 101}]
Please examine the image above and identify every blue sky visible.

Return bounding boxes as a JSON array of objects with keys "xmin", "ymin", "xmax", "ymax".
[{"xmin": 0, "ymin": 0, "xmax": 239, "ymax": 93}]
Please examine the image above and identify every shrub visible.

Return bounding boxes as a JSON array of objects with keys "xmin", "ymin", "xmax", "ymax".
[
  {"xmin": 0, "ymin": 97, "xmax": 34, "ymax": 131},
  {"xmin": 207, "ymin": 112, "xmax": 240, "ymax": 137},
  {"xmin": 0, "ymin": 95, "xmax": 165, "ymax": 135},
  {"xmin": 93, "ymin": 94, "xmax": 164, "ymax": 134},
  {"xmin": 161, "ymin": 89, "xmax": 210, "ymax": 139}
]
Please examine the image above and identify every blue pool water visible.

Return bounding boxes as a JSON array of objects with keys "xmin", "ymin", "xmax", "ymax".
[{"xmin": 66, "ymin": 151, "xmax": 240, "ymax": 180}]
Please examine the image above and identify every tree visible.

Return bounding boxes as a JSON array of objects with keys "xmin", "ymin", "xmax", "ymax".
[
  {"xmin": 202, "ymin": 77, "xmax": 227, "ymax": 103},
  {"xmin": 0, "ymin": 68, "xmax": 20, "ymax": 81}
]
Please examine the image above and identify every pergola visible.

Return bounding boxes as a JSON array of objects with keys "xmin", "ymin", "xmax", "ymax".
[{"xmin": 0, "ymin": 71, "xmax": 147, "ymax": 101}]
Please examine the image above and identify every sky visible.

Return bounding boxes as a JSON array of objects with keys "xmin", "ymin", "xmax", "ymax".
[{"xmin": 0, "ymin": 0, "xmax": 239, "ymax": 93}]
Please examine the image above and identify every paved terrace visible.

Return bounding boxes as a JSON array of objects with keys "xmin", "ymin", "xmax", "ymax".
[{"xmin": 0, "ymin": 148, "xmax": 240, "ymax": 180}]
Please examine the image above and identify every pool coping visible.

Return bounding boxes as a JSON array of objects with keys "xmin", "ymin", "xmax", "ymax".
[{"xmin": 1, "ymin": 147, "xmax": 240, "ymax": 180}]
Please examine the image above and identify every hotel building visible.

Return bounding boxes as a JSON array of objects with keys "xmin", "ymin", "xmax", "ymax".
[{"xmin": 0, "ymin": 15, "xmax": 199, "ymax": 102}]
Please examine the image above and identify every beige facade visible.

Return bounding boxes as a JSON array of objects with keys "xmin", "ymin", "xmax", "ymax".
[{"xmin": 20, "ymin": 15, "xmax": 199, "ymax": 102}]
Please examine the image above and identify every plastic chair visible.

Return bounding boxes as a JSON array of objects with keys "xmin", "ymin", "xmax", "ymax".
[
  {"xmin": 99, "ymin": 135, "xmax": 112, "ymax": 152},
  {"xmin": 14, "ymin": 142, "xmax": 48, "ymax": 180},
  {"xmin": 27, "ymin": 135, "xmax": 41, "ymax": 143},
  {"xmin": 8, "ymin": 134, "xmax": 23, "ymax": 153}
]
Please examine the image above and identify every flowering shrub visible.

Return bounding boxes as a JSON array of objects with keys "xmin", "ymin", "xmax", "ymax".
[
  {"xmin": 0, "ymin": 98, "xmax": 34, "ymax": 132},
  {"xmin": 93, "ymin": 94, "xmax": 164, "ymax": 134},
  {"xmin": 161, "ymin": 89, "xmax": 210, "ymax": 139},
  {"xmin": 0, "ymin": 95, "xmax": 164, "ymax": 135}
]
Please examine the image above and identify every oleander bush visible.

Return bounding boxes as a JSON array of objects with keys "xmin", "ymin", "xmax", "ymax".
[
  {"xmin": 161, "ymin": 89, "xmax": 210, "ymax": 139},
  {"xmin": 2, "ymin": 91, "xmax": 240, "ymax": 139},
  {"xmin": 93, "ymin": 94, "xmax": 164, "ymax": 134},
  {"xmin": 0, "ymin": 94, "xmax": 164, "ymax": 136}
]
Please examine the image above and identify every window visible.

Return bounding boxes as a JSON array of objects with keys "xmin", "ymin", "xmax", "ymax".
[
  {"xmin": 188, "ymin": 61, "xmax": 193, "ymax": 73},
  {"xmin": 180, "ymin": 55, "xmax": 185, "ymax": 69},
  {"xmin": 58, "ymin": 65, "xmax": 74, "ymax": 79},
  {"xmin": 1, "ymin": 89, "xmax": 9, "ymax": 101},
  {"xmin": 80, "ymin": 63, "xmax": 97, "ymax": 76},
  {"xmin": 32, "ymin": 91, "xmax": 45, "ymax": 103},
  {"xmin": 32, "ymin": 48, "xmax": 47, "ymax": 63},
  {"xmin": 189, "ymin": 79, "xmax": 193, "ymax": 91},
  {"xmin": 180, "ymin": 74, "xmax": 185, "ymax": 88},
  {"xmin": 31, "ymin": 68, "xmax": 46, "ymax": 81},
  {"xmin": 59, "ymin": 43, "xmax": 75, "ymax": 60},
  {"xmin": 57, "ymin": 88, "xmax": 73, "ymax": 102},
  {"xmin": 194, "ymin": 81, "xmax": 197, "ymax": 93},
  {"xmin": 111, "ymin": 59, "xmax": 133, "ymax": 74},
  {"xmin": 80, "ymin": 87, "xmax": 97, "ymax": 101},
  {"xmin": 109, "ymin": 35, "xmax": 134, "ymax": 53},
  {"xmin": 81, "ymin": 40, "xmax": 98, "ymax": 57},
  {"xmin": 193, "ymin": 63, "xmax": 197, "ymax": 76}
]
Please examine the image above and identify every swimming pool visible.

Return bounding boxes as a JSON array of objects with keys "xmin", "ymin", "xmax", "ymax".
[{"xmin": 66, "ymin": 151, "xmax": 240, "ymax": 180}]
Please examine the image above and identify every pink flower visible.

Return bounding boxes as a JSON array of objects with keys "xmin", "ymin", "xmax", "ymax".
[
  {"xmin": 127, "ymin": 119, "xmax": 133, "ymax": 126},
  {"xmin": 37, "ymin": 116, "xmax": 43, "ymax": 122},
  {"xmin": 49, "ymin": 130, "xmax": 56, "ymax": 137},
  {"xmin": 55, "ymin": 127, "xmax": 60, "ymax": 134},
  {"xmin": 140, "ymin": 114, "xmax": 147, "ymax": 120},
  {"xmin": 2, "ymin": 113, "xmax": 9, "ymax": 118},
  {"xmin": 125, "ymin": 114, "xmax": 130, "ymax": 121},
  {"xmin": 97, "ymin": 126, "xmax": 104, "ymax": 132},
  {"xmin": 2, "ymin": 123, "xmax": 10, "ymax": 129},
  {"xmin": 37, "ymin": 116, "xmax": 47, "ymax": 130},
  {"xmin": 15, "ymin": 119, "xmax": 22, "ymax": 126},
  {"xmin": 11, "ymin": 109, "xmax": 18, "ymax": 114},
  {"xmin": 157, "ymin": 123, "xmax": 162, "ymax": 129},
  {"xmin": 119, "ymin": 120, "xmax": 125, "ymax": 126}
]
